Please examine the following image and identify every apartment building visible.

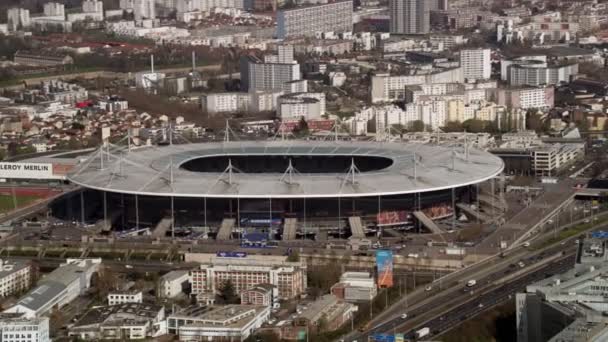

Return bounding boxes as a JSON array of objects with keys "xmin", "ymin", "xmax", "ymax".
[
  {"xmin": 134, "ymin": 0, "xmax": 156, "ymax": 20},
  {"xmin": 82, "ymin": 0, "xmax": 104, "ymax": 13},
  {"xmin": 201, "ymin": 93, "xmax": 251, "ymax": 114},
  {"xmin": 0, "ymin": 260, "xmax": 31, "ymax": 299},
  {"xmin": 490, "ymin": 87, "xmax": 554, "ymax": 110},
  {"xmin": 276, "ymin": 1, "xmax": 353, "ymax": 39},
  {"xmin": 370, "ymin": 68, "xmax": 464, "ymax": 103},
  {"xmin": 501, "ymin": 56, "xmax": 579, "ymax": 86},
  {"xmin": 460, "ymin": 49, "xmax": 491, "ymax": 81},
  {"xmin": 0, "ymin": 315, "xmax": 50, "ymax": 342},
  {"xmin": 201, "ymin": 90, "xmax": 284, "ymax": 114},
  {"xmin": 7, "ymin": 8, "xmax": 30, "ymax": 31},
  {"xmin": 240, "ymin": 56, "xmax": 301, "ymax": 92},
  {"xmin": 189, "ymin": 259, "xmax": 306, "ymax": 300},
  {"xmin": 389, "ymin": 0, "xmax": 430, "ymax": 34},
  {"xmin": 43, "ymin": 3, "xmax": 65, "ymax": 17}
]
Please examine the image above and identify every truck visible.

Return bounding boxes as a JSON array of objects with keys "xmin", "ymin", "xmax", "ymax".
[
  {"xmin": 466, "ymin": 279, "xmax": 477, "ymax": 287},
  {"xmin": 416, "ymin": 327, "xmax": 430, "ymax": 338}
]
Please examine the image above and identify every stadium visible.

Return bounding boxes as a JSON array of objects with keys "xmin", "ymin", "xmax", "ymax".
[{"xmin": 56, "ymin": 140, "xmax": 504, "ymax": 242}]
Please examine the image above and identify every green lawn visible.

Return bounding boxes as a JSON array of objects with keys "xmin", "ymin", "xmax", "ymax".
[{"xmin": 0, "ymin": 195, "xmax": 41, "ymax": 214}]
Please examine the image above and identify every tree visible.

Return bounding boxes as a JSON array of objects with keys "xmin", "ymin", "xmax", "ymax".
[
  {"xmin": 462, "ymin": 119, "xmax": 485, "ymax": 133},
  {"xmin": 292, "ymin": 117, "xmax": 309, "ymax": 138},
  {"xmin": 72, "ymin": 122, "xmax": 85, "ymax": 130},
  {"xmin": 317, "ymin": 314, "xmax": 329, "ymax": 332},
  {"xmin": 390, "ymin": 123, "xmax": 406, "ymax": 137},
  {"xmin": 91, "ymin": 265, "xmax": 117, "ymax": 300},
  {"xmin": 287, "ymin": 250, "xmax": 300, "ymax": 262},
  {"xmin": 218, "ymin": 279, "xmax": 239, "ymax": 304},
  {"xmin": 575, "ymin": 118, "xmax": 590, "ymax": 133},
  {"xmin": 525, "ymin": 109, "xmax": 543, "ymax": 132},
  {"xmin": 443, "ymin": 121, "xmax": 463, "ymax": 132},
  {"xmin": 410, "ymin": 120, "xmax": 425, "ymax": 132}
]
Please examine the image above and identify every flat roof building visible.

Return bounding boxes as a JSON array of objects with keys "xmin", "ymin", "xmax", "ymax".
[
  {"xmin": 190, "ymin": 258, "xmax": 306, "ymax": 300},
  {"xmin": 240, "ymin": 55, "xmax": 301, "ymax": 92},
  {"xmin": 4, "ymin": 258, "xmax": 101, "ymax": 318},
  {"xmin": 14, "ymin": 51, "xmax": 74, "ymax": 67},
  {"xmin": 517, "ymin": 238, "xmax": 608, "ymax": 342},
  {"xmin": 276, "ymin": 1, "xmax": 353, "ymax": 39},
  {"xmin": 168, "ymin": 305, "xmax": 270, "ymax": 341},
  {"xmin": 69, "ymin": 303, "xmax": 165, "ymax": 340}
]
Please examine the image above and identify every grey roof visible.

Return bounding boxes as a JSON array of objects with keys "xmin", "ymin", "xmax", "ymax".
[
  {"xmin": 15, "ymin": 281, "xmax": 66, "ymax": 312},
  {"xmin": 43, "ymin": 263, "xmax": 86, "ymax": 287},
  {"xmin": 160, "ymin": 270, "xmax": 189, "ymax": 282},
  {"xmin": 68, "ymin": 141, "xmax": 504, "ymax": 199},
  {"xmin": 74, "ymin": 303, "xmax": 163, "ymax": 327},
  {"xmin": 0, "ymin": 260, "xmax": 30, "ymax": 279}
]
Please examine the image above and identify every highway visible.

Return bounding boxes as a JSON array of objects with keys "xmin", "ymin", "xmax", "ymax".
[
  {"xmin": 343, "ymin": 214, "xmax": 595, "ymax": 342},
  {"xmin": 403, "ymin": 253, "xmax": 575, "ymax": 340}
]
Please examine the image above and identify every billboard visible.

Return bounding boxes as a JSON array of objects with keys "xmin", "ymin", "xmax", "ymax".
[
  {"xmin": 377, "ymin": 210, "xmax": 409, "ymax": 226},
  {"xmin": 0, "ymin": 162, "xmax": 54, "ymax": 180},
  {"xmin": 376, "ymin": 249, "xmax": 394, "ymax": 288},
  {"xmin": 423, "ymin": 204, "xmax": 454, "ymax": 220},
  {"xmin": 216, "ymin": 251, "xmax": 247, "ymax": 258}
]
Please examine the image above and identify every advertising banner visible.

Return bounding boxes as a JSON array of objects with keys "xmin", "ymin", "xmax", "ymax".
[
  {"xmin": 0, "ymin": 162, "xmax": 54, "ymax": 180},
  {"xmin": 377, "ymin": 210, "xmax": 409, "ymax": 226},
  {"xmin": 376, "ymin": 249, "xmax": 394, "ymax": 288}
]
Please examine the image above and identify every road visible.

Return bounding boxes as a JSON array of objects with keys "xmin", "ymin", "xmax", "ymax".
[
  {"xmin": 372, "ymin": 249, "xmax": 575, "ymax": 341},
  {"xmin": 343, "ymin": 212, "xmax": 598, "ymax": 342},
  {"xmin": 404, "ymin": 253, "xmax": 575, "ymax": 340}
]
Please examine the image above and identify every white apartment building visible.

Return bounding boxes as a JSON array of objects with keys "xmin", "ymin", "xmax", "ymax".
[
  {"xmin": 67, "ymin": 11, "xmax": 104, "ymax": 22},
  {"xmin": 250, "ymin": 90, "xmax": 283, "ymax": 112},
  {"xmin": 371, "ymin": 68, "xmax": 464, "ymax": 103},
  {"xmin": 240, "ymin": 56, "xmax": 301, "ymax": 92},
  {"xmin": 120, "ymin": 0, "xmax": 135, "ymax": 9},
  {"xmin": 0, "ymin": 315, "xmax": 50, "ymax": 342},
  {"xmin": 201, "ymin": 91, "xmax": 284, "ymax": 114},
  {"xmin": 201, "ymin": 93, "xmax": 250, "ymax": 114},
  {"xmin": 0, "ymin": 260, "xmax": 31, "ymax": 298},
  {"xmin": 189, "ymin": 259, "xmax": 306, "ymax": 300},
  {"xmin": 505, "ymin": 61, "xmax": 578, "ymax": 87},
  {"xmin": 107, "ymin": 291, "xmax": 143, "ymax": 306},
  {"xmin": 134, "ymin": 0, "xmax": 156, "ymax": 20},
  {"xmin": 43, "ymin": 3, "xmax": 65, "ymax": 17},
  {"xmin": 7, "ymin": 8, "xmax": 30, "ymax": 31},
  {"xmin": 491, "ymin": 87, "xmax": 554, "ymax": 110},
  {"xmin": 82, "ymin": 0, "xmax": 104, "ymax": 13},
  {"xmin": 278, "ymin": 97, "xmax": 322, "ymax": 121},
  {"xmin": 276, "ymin": 1, "xmax": 353, "ymax": 39},
  {"xmin": 158, "ymin": 270, "xmax": 189, "ymax": 298},
  {"xmin": 371, "ymin": 104, "xmax": 420, "ymax": 133},
  {"xmin": 460, "ymin": 49, "xmax": 492, "ymax": 81}
]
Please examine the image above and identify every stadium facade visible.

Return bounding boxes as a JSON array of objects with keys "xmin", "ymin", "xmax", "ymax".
[{"xmin": 59, "ymin": 140, "xmax": 504, "ymax": 241}]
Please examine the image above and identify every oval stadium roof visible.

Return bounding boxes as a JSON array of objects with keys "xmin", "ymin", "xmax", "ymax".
[{"xmin": 67, "ymin": 140, "xmax": 504, "ymax": 199}]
